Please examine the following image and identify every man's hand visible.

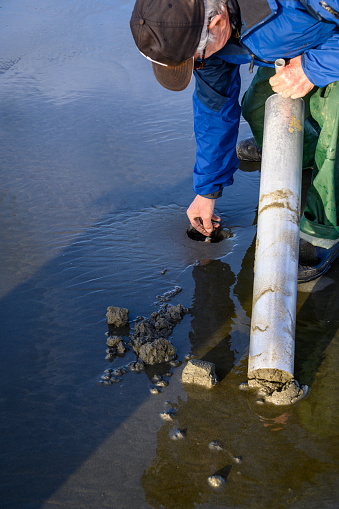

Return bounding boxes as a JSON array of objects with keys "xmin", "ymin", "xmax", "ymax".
[
  {"xmin": 269, "ymin": 55, "xmax": 314, "ymax": 99},
  {"xmin": 187, "ymin": 195, "xmax": 221, "ymax": 237}
]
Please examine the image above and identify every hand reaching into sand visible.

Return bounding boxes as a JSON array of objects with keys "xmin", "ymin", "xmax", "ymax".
[{"xmin": 186, "ymin": 195, "xmax": 220, "ymax": 237}]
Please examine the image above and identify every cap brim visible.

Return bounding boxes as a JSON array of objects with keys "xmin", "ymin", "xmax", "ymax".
[{"xmin": 152, "ymin": 58, "xmax": 194, "ymax": 92}]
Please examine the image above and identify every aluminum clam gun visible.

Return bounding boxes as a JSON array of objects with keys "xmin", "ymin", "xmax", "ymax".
[{"xmin": 247, "ymin": 59, "xmax": 305, "ymax": 387}]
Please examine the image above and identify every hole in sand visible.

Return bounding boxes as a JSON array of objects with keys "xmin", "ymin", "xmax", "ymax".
[{"xmin": 186, "ymin": 225, "xmax": 232, "ymax": 243}]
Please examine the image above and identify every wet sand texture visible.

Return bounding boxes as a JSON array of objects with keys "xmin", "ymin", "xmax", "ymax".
[
  {"xmin": 106, "ymin": 306, "xmax": 129, "ymax": 326},
  {"xmin": 182, "ymin": 359, "xmax": 218, "ymax": 388}
]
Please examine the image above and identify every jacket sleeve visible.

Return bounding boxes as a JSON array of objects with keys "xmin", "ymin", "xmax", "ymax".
[
  {"xmin": 192, "ymin": 57, "xmax": 241, "ymax": 197},
  {"xmin": 301, "ymin": 0, "xmax": 339, "ymax": 86}
]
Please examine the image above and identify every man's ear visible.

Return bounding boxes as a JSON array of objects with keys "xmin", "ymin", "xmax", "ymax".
[{"xmin": 209, "ymin": 12, "xmax": 229, "ymax": 30}]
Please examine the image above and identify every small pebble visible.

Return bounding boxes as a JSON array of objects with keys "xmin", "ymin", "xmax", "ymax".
[
  {"xmin": 113, "ymin": 368, "xmax": 127, "ymax": 377},
  {"xmin": 155, "ymin": 380, "xmax": 169, "ymax": 388},
  {"xmin": 207, "ymin": 475, "xmax": 225, "ymax": 489},
  {"xmin": 169, "ymin": 360, "xmax": 181, "ymax": 368},
  {"xmin": 256, "ymin": 399, "xmax": 265, "ymax": 405},
  {"xmin": 110, "ymin": 377, "xmax": 122, "ymax": 383},
  {"xmin": 208, "ymin": 441, "xmax": 224, "ymax": 451},
  {"xmin": 101, "ymin": 374, "xmax": 111, "ymax": 381},
  {"xmin": 152, "ymin": 375, "xmax": 162, "ymax": 383},
  {"xmin": 233, "ymin": 456, "xmax": 242, "ymax": 464},
  {"xmin": 150, "ymin": 386, "xmax": 161, "ymax": 395},
  {"xmin": 164, "ymin": 372, "xmax": 173, "ymax": 377},
  {"xmin": 99, "ymin": 380, "xmax": 112, "ymax": 386},
  {"xmin": 104, "ymin": 368, "xmax": 113, "ymax": 374},
  {"xmin": 135, "ymin": 360, "xmax": 145, "ymax": 371},
  {"xmin": 116, "ymin": 342, "xmax": 126, "ymax": 354},
  {"xmin": 170, "ymin": 428, "xmax": 186, "ymax": 440},
  {"xmin": 161, "ymin": 269, "xmax": 167, "ymax": 275},
  {"xmin": 160, "ymin": 411, "xmax": 175, "ymax": 422},
  {"xmin": 185, "ymin": 353, "xmax": 196, "ymax": 361},
  {"xmin": 106, "ymin": 335, "xmax": 124, "ymax": 347},
  {"xmin": 105, "ymin": 354, "xmax": 114, "ymax": 361},
  {"xmin": 239, "ymin": 382, "xmax": 249, "ymax": 391},
  {"xmin": 129, "ymin": 360, "xmax": 145, "ymax": 372}
]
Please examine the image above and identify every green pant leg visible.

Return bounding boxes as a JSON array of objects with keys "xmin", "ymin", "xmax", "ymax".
[
  {"xmin": 241, "ymin": 66, "xmax": 318, "ymax": 168},
  {"xmin": 241, "ymin": 67, "xmax": 275, "ymax": 148},
  {"xmin": 300, "ymin": 82, "xmax": 339, "ymax": 240}
]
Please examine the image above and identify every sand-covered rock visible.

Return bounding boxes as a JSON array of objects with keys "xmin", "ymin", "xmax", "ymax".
[
  {"xmin": 106, "ymin": 306, "xmax": 129, "ymax": 326},
  {"xmin": 182, "ymin": 359, "xmax": 218, "ymax": 388}
]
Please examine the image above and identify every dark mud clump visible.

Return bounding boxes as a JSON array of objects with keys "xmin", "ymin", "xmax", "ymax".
[
  {"xmin": 100, "ymin": 303, "xmax": 187, "ymax": 388},
  {"xmin": 106, "ymin": 335, "xmax": 126, "ymax": 354},
  {"xmin": 128, "ymin": 303, "xmax": 187, "ymax": 365},
  {"xmin": 128, "ymin": 359, "xmax": 145, "ymax": 372},
  {"xmin": 105, "ymin": 335, "xmax": 127, "ymax": 360},
  {"xmin": 138, "ymin": 339, "xmax": 176, "ymax": 364},
  {"xmin": 106, "ymin": 306, "xmax": 129, "ymax": 326},
  {"xmin": 156, "ymin": 286, "xmax": 182, "ymax": 303}
]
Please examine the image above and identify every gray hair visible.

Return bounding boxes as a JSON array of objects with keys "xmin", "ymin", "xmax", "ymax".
[{"xmin": 196, "ymin": 0, "xmax": 227, "ymax": 55}]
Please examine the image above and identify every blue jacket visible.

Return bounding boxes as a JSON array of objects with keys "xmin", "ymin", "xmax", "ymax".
[{"xmin": 193, "ymin": 0, "xmax": 339, "ymax": 197}]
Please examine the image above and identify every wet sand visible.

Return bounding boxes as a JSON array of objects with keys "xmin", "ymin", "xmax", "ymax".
[{"xmin": 1, "ymin": 1, "xmax": 339, "ymax": 508}]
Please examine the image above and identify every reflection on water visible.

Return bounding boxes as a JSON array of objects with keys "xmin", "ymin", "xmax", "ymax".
[
  {"xmin": 188, "ymin": 260, "xmax": 236, "ymax": 380},
  {"xmin": 142, "ymin": 259, "xmax": 339, "ymax": 509},
  {"xmin": 0, "ymin": 1, "xmax": 339, "ymax": 508}
]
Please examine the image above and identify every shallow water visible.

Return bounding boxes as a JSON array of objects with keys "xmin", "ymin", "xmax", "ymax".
[{"xmin": 0, "ymin": 1, "xmax": 338, "ymax": 508}]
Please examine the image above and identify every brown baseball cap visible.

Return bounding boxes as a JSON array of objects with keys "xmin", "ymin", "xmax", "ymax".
[{"xmin": 130, "ymin": 0, "xmax": 205, "ymax": 91}]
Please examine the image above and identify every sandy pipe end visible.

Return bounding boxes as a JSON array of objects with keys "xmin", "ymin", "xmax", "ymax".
[
  {"xmin": 275, "ymin": 58, "xmax": 285, "ymax": 73},
  {"xmin": 248, "ymin": 368, "xmax": 294, "ymax": 391},
  {"xmin": 247, "ymin": 369, "xmax": 309, "ymax": 405}
]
